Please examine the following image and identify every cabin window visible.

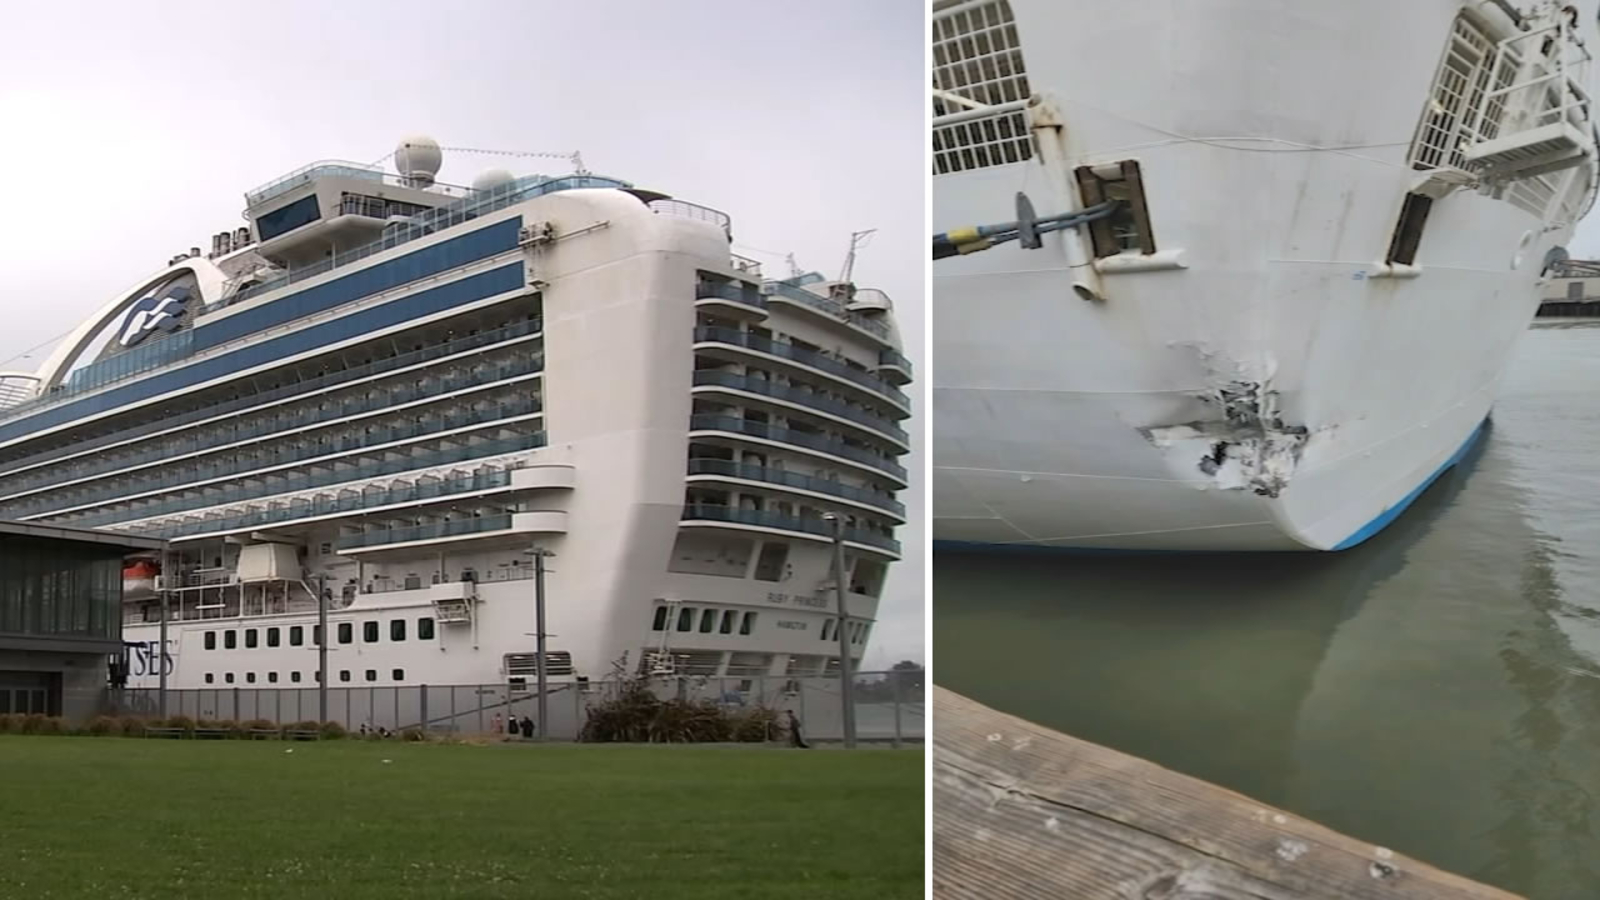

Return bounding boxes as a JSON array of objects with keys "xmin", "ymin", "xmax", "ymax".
[
  {"xmin": 338, "ymin": 623, "xmax": 353, "ymax": 644},
  {"xmin": 392, "ymin": 669, "xmax": 405, "ymax": 682},
  {"xmin": 224, "ymin": 630, "xmax": 237, "ymax": 650},
  {"xmin": 205, "ymin": 673, "xmax": 214, "ymax": 684},
  {"xmin": 651, "ymin": 607, "xmax": 668, "ymax": 631},
  {"xmin": 699, "ymin": 609, "xmax": 717, "ymax": 633},
  {"xmin": 417, "ymin": 617, "xmax": 435, "ymax": 640},
  {"xmin": 290, "ymin": 626, "xmax": 303, "ymax": 646},
  {"xmin": 1075, "ymin": 160, "xmax": 1156, "ymax": 257},
  {"xmin": 267, "ymin": 627, "xmax": 280, "ymax": 648},
  {"xmin": 205, "ymin": 631, "xmax": 216, "ymax": 650},
  {"xmin": 391, "ymin": 620, "xmax": 406, "ymax": 642},
  {"xmin": 364, "ymin": 621, "xmax": 379, "ymax": 643},
  {"xmin": 677, "ymin": 607, "xmax": 694, "ymax": 632},
  {"xmin": 740, "ymin": 612, "xmax": 756, "ymax": 635},
  {"xmin": 1386, "ymin": 193, "xmax": 1433, "ymax": 265},
  {"xmin": 291, "ymin": 671, "xmax": 302, "ymax": 683},
  {"xmin": 268, "ymin": 672, "xmax": 278, "ymax": 683},
  {"xmin": 365, "ymin": 669, "xmax": 377, "ymax": 683}
]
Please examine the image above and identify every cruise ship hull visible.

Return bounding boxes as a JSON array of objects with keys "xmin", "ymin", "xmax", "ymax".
[{"xmin": 931, "ymin": 0, "xmax": 1596, "ymax": 551}]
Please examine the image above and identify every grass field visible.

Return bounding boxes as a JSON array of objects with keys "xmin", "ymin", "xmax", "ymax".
[{"xmin": 0, "ymin": 736, "xmax": 923, "ymax": 899}]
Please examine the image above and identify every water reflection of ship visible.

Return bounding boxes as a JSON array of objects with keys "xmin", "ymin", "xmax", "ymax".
[
  {"xmin": 1285, "ymin": 422, "xmax": 1600, "ymax": 896},
  {"xmin": 933, "ymin": 421, "xmax": 1494, "ymax": 805}
]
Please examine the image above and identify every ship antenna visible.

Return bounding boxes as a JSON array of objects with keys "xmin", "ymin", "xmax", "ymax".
[{"xmin": 838, "ymin": 229, "xmax": 877, "ymax": 285}]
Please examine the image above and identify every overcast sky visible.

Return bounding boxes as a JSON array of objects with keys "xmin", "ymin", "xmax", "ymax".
[{"xmin": 0, "ymin": 0, "xmax": 926, "ymax": 668}]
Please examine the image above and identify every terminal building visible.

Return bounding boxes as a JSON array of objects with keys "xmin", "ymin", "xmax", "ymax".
[{"xmin": 0, "ymin": 520, "xmax": 165, "ymax": 723}]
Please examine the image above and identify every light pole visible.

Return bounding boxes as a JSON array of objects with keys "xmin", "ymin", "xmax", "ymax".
[
  {"xmin": 158, "ymin": 548, "xmax": 170, "ymax": 719},
  {"xmin": 822, "ymin": 513, "xmax": 857, "ymax": 749},
  {"xmin": 317, "ymin": 573, "xmax": 328, "ymax": 724},
  {"xmin": 532, "ymin": 547, "xmax": 554, "ymax": 740}
]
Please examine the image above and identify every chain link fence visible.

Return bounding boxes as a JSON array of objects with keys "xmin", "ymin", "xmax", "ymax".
[{"xmin": 105, "ymin": 669, "xmax": 925, "ymax": 745}]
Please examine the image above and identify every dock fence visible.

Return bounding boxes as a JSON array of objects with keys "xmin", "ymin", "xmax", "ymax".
[{"xmin": 104, "ymin": 670, "xmax": 925, "ymax": 745}]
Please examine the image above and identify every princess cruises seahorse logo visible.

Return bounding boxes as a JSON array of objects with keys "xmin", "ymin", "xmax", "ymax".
[{"xmin": 117, "ymin": 286, "xmax": 191, "ymax": 348}]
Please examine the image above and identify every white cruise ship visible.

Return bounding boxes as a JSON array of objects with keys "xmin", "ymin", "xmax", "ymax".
[
  {"xmin": 931, "ymin": 0, "xmax": 1599, "ymax": 551},
  {"xmin": 0, "ymin": 137, "xmax": 912, "ymax": 690}
]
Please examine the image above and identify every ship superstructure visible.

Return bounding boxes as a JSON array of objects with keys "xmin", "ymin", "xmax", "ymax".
[{"xmin": 0, "ymin": 137, "xmax": 912, "ymax": 689}]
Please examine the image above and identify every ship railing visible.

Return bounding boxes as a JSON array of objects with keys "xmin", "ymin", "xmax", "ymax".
[
  {"xmin": 337, "ymin": 513, "xmax": 515, "ymax": 550},
  {"xmin": 365, "ymin": 566, "xmax": 535, "ymax": 595},
  {"xmin": 729, "ymin": 254, "xmax": 763, "ymax": 276},
  {"xmin": 680, "ymin": 504, "xmax": 900, "ymax": 555},
  {"xmin": 103, "ymin": 672, "xmax": 927, "ymax": 744},
  {"xmin": 690, "ymin": 370, "xmax": 909, "ymax": 445},
  {"xmin": 0, "ymin": 395, "xmax": 543, "ymax": 519},
  {"xmin": 688, "ymin": 414, "xmax": 909, "ymax": 482},
  {"xmin": 245, "ymin": 160, "xmax": 384, "ymax": 206},
  {"xmin": 685, "ymin": 458, "xmax": 905, "ymax": 518},
  {"xmin": 765, "ymin": 279, "xmax": 892, "ymax": 340},
  {"xmin": 218, "ymin": 174, "xmax": 631, "ymax": 313},
  {"xmin": 0, "ymin": 319, "xmax": 543, "ymax": 479},
  {"xmin": 60, "ymin": 440, "xmax": 535, "ymax": 534},
  {"xmin": 646, "ymin": 198, "xmax": 731, "ymax": 236},
  {"xmin": 1458, "ymin": 13, "xmax": 1596, "ymax": 179},
  {"xmin": 692, "ymin": 326, "xmax": 909, "ymax": 409}
]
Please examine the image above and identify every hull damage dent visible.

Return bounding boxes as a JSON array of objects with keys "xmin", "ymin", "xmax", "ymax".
[{"xmin": 1141, "ymin": 377, "xmax": 1311, "ymax": 499}]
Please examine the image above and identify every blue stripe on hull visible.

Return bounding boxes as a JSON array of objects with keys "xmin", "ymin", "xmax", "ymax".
[
  {"xmin": 1329, "ymin": 415, "xmax": 1488, "ymax": 551},
  {"xmin": 933, "ymin": 416, "xmax": 1490, "ymax": 556}
]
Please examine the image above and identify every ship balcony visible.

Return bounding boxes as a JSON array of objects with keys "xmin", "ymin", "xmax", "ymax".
[
  {"xmin": 691, "ymin": 326, "xmax": 910, "ymax": 416},
  {"xmin": 679, "ymin": 504, "xmax": 900, "ymax": 559},
  {"xmin": 685, "ymin": 459, "xmax": 905, "ymax": 522},
  {"xmin": 336, "ymin": 510, "xmax": 568, "ymax": 555},
  {"xmin": 695, "ymin": 281, "xmax": 768, "ymax": 321},
  {"xmin": 876, "ymin": 348, "xmax": 913, "ymax": 386},
  {"xmin": 690, "ymin": 371, "xmax": 909, "ymax": 450},
  {"xmin": 110, "ymin": 452, "xmax": 548, "ymax": 542},
  {"xmin": 763, "ymin": 282, "xmax": 893, "ymax": 347},
  {"xmin": 0, "ymin": 318, "xmax": 547, "ymax": 483},
  {"xmin": 688, "ymin": 414, "xmax": 907, "ymax": 487},
  {"xmin": 1462, "ymin": 120, "xmax": 1595, "ymax": 179}
]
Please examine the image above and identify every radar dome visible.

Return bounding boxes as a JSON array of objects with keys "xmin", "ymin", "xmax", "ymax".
[
  {"xmin": 394, "ymin": 135, "xmax": 442, "ymax": 185},
  {"xmin": 472, "ymin": 168, "xmax": 516, "ymax": 193}
]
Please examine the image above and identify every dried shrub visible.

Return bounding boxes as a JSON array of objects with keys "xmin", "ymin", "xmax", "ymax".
[
  {"xmin": 85, "ymin": 716, "xmax": 119, "ymax": 736},
  {"xmin": 580, "ymin": 675, "xmax": 777, "ymax": 743},
  {"xmin": 318, "ymin": 721, "xmax": 346, "ymax": 740},
  {"xmin": 731, "ymin": 707, "xmax": 780, "ymax": 743},
  {"xmin": 118, "ymin": 716, "xmax": 147, "ymax": 737}
]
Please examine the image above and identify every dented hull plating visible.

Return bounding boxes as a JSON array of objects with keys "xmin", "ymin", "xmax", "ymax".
[{"xmin": 931, "ymin": 0, "xmax": 1593, "ymax": 552}]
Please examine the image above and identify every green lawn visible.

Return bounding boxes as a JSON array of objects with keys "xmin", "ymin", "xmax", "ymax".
[{"xmin": 0, "ymin": 737, "xmax": 923, "ymax": 899}]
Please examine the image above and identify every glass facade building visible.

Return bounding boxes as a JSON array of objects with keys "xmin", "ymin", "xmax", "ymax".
[
  {"xmin": 0, "ymin": 522, "xmax": 165, "ymax": 721},
  {"xmin": 0, "ymin": 536, "xmax": 123, "ymax": 642}
]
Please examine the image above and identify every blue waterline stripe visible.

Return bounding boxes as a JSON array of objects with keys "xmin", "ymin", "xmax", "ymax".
[
  {"xmin": 933, "ymin": 416, "xmax": 1490, "ymax": 556},
  {"xmin": 1329, "ymin": 416, "xmax": 1488, "ymax": 551}
]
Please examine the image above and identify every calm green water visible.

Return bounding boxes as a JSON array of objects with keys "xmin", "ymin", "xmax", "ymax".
[{"xmin": 934, "ymin": 321, "xmax": 1600, "ymax": 899}]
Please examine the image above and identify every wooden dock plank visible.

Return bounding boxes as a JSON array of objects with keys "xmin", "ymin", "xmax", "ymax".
[{"xmin": 932, "ymin": 686, "xmax": 1521, "ymax": 899}]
